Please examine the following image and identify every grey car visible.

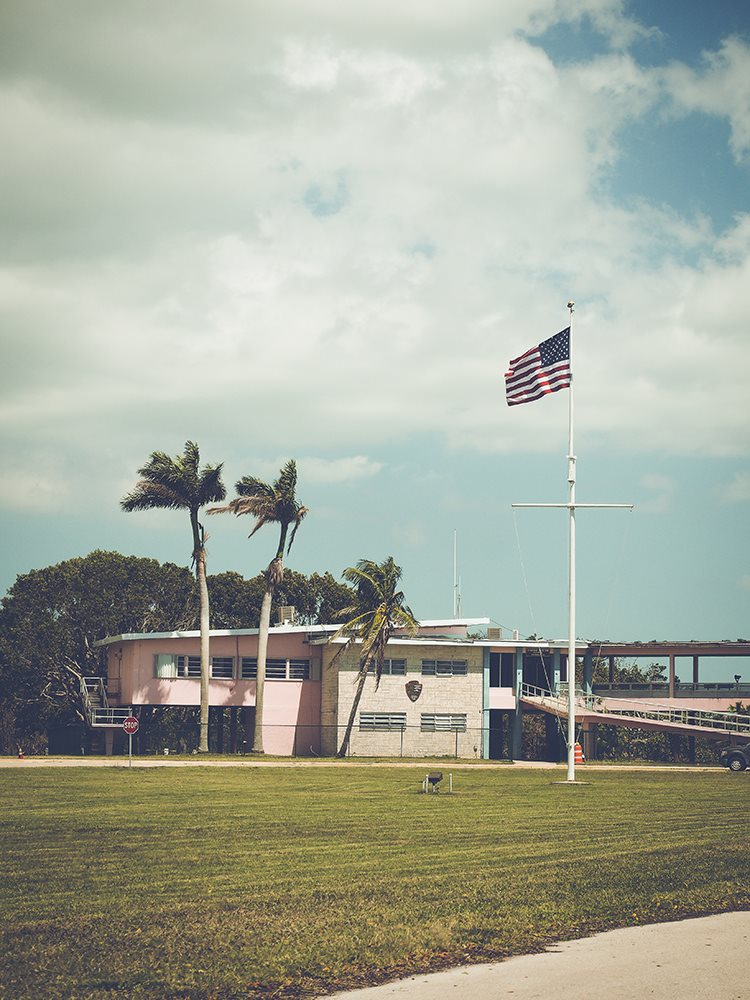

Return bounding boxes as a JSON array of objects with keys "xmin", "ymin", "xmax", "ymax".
[{"xmin": 720, "ymin": 742, "xmax": 750, "ymax": 771}]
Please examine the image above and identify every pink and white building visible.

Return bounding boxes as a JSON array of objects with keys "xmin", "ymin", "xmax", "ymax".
[{"xmin": 94, "ymin": 622, "xmax": 750, "ymax": 758}]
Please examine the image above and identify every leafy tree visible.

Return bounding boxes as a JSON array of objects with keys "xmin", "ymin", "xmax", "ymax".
[
  {"xmin": 591, "ymin": 658, "xmax": 667, "ymax": 684},
  {"xmin": 206, "ymin": 570, "xmax": 354, "ymax": 630},
  {"xmin": 121, "ymin": 441, "xmax": 225, "ymax": 752},
  {"xmin": 209, "ymin": 460, "xmax": 307, "ymax": 753},
  {"xmin": 207, "ymin": 572, "xmax": 266, "ymax": 630},
  {"xmin": 0, "ymin": 552, "xmax": 196, "ymax": 752},
  {"xmin": 333, "ymin": 557, "xmax": 418, "ymax": 758}
]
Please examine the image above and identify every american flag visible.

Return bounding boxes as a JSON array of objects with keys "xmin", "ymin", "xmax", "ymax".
[{"xmin": 505, "ymin": 327, "xmax": 571, "ymax": 406}]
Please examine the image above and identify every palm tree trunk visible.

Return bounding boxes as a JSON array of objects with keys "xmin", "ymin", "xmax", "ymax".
[
  {"xmin": 252, "ymin": 527, "xmax": 288, "ymax": 755},
  {"xmin": 336, "ymin": 655, "xmax": 372, "ymax": 758},
  {"xmin": 252, "ymin": 586, "xmax": 272, "ymax": 753},
  {"xmin": 192, "ymin": 513, "xmax": 211, "ymax": 754}
]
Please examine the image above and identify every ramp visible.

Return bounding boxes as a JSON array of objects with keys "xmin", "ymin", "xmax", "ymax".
[{"xmin": 520, "ymin": 684, "xmax": 750, "ymax": 741}]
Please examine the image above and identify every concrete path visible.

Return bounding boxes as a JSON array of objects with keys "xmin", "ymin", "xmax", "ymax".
[
  {"xmin": 328, "ymin": 912, "xmax": 750, "ymax": 1000},
  {"xmin": 0, "ymin": 756, "xmax": 724, "ymax": 771}
]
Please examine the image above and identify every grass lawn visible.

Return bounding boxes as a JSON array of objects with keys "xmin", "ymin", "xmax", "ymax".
[{"xmin": 1, "ymin": 765, "xmax": 748, "ymax": 998}]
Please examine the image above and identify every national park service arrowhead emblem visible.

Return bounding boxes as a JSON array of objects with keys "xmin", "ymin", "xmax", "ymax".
[{"xmin": 405, "ymin": 680, "xmax": 423, "ymax": 703}]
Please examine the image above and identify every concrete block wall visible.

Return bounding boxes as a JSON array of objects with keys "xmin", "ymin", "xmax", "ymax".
[{"xmin": 327, "ymin": 642, "xmax": 485, "ymax": 758}]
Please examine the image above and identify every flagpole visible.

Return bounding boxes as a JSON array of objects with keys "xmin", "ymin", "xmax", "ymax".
[{"xmin": 566, "ymin": 300, "xmax": 576, "ymax": 782}]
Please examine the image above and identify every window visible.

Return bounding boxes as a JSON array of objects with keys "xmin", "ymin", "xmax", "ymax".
[
  {"xmin": 211, "ymin": 657, "xmax": 234, "ymax": 679},
  {"xmin": 155, "ymin": 655, "xmax": 235, "ymax": 679},
  {"xmin": 266, "ymin": 659, "xmax": 287, "ymax": 680},
  {"xmin": 154, "ymin": 654, "xmax": 178, "ymax": 678},
  {"xmin": 240, "ymin": 657, "xmax": 311, "ymax": 680},
  {"xmin": 359, "ymin": 712, "xmax": 406, "ymax": 731},
  {"xmin": 421, "ymin": 713, "xmax": 467, "ymax": 732},
  {"xmin": 380, "ymin": 659, "xmax": 406, "ymax": 676},
  {"xmin": 421, "ymin": 659, "xmax": 468, "ymax": 677},
  {"xmin": 289, "ymin": 659, "xmax": 311, "ymax": 680},
  {"xmin": 178, "ymin": 655, "xmax": 201, "ymax": 678}
]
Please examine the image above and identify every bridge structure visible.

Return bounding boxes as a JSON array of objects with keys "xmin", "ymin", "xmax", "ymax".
[
  {"xmin": 508, "ymin": 639, "xmax": 750, "ymax": 762},
  {"xmin": 581, "ymin": 640, "xmax": 750, "ymax": 704},
  {"xmin": 520, "ymin": 684, "xmax": 750, "ymax": 741}
]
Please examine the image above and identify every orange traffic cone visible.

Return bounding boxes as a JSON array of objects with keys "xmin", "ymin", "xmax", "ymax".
[{"xmin": 574, "ymin": 742, "xmax": 585, "ymax": 764}]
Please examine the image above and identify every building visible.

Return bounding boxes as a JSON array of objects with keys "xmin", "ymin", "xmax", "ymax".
[{"xmin": 92, "ymin": 618, "xmax": 750, "ymax": 757}]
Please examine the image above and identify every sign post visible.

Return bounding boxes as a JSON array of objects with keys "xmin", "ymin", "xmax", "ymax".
[{"xmin": 122, "ymin": 715, "xmax": 139, "ymax": 768}]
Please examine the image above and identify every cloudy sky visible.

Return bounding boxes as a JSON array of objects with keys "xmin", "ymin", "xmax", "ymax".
[{"xmin": 2, "ymin": 1, "xmax": 749, "ymax": 662}]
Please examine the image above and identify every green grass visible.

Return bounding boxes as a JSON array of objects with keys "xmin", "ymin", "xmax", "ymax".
[{"xmin": 1, "ymin": 766, "xmax": 748, "ymax": 998}]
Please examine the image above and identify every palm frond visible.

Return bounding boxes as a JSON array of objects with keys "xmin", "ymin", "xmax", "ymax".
[
  {"xmin": 287, "ymin": 507, "xmax": 309, "ymax": 553},
  {"xmin": 123, "ymin": 442, "xmax": 225, "ymax": 513},
  {"xmin": 199, "ymin": 464, "xmax": 226, "ymax": 505},
  {"xmin": 120, "ymin": 480, "xmax": 188, "ymax": 512},
  {"xmin": 235, "ymin": 476, "xmax": 276, "ymax": 501}
]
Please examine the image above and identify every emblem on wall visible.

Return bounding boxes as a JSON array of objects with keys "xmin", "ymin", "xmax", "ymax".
[{"xmin": 405, "ymin": 680, "xmax": 423, "ymax": 703}]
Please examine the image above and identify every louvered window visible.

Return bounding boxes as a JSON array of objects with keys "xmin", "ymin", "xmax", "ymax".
[
  {"xmin": 421, "ymin": 713, "xmax": 467, "ymax": 732},
  {"xmin": 359, "ymin": 712, "xmax": 407, "ymax": 731},
  {"xmin": 421, "ymin": 659, "xmax": 468, "ymax": 677}
]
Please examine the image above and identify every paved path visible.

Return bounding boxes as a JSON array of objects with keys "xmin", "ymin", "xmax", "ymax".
[
  {"xmin": 0, "ymin": 756, "xmax": 724, "ymax": 771},
  {"xmin": 329, "ymin": 912, "xmax": 750, "ymax": 1000}
]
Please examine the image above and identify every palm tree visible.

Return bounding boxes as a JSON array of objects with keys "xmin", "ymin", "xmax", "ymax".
[
  {"xmin": 209, "ymin": 460, "xmax": 307, "ymax": 753},
  {"xmin": 333, "ymin": 557, "xmax": 418, "ymax": 758},
  {"xmin": 121, "ymin": 441, "xmax": 225, "ymax": 753}
]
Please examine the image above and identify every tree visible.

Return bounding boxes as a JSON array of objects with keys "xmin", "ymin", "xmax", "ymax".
[
  {"xmin": 209, "ymin": 459, "xmax": 307, "ymax": 753},
  {"xmin": 121, "ymin": 441, "xmax": 225, "ymax": 752},
  {"xmin": 0, "ymin": 552, "xmax": 197, "ymax": 752},
  {"xmin": 333, "ymin": 557, "xmax": 418, "ymax": 758}
]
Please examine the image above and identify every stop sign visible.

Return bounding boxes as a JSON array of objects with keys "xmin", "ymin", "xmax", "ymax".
[{"xmin": 122, "ymin": 716, "xmax": 139, "ymax": 735}]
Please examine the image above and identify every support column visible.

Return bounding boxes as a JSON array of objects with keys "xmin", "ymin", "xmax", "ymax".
[
  {"xmin": 552, "ymin": 649, "xmax": 561, "ymax": 693},
  {"xmin": 229, "ymin": 707, "xmax": 238, "ymax": 754},
  {"xmin": 511, "ymin": 649, "xmax": 524, "ymax": 760},
  {"xmin": 583, "ymin": 651, "xmax": 594, "ymax": 695},
  {"xmin": 608, "ymin": 656, "xmax": 615, "ymax": 685},
  {"xmin": 668, "ymin": 654, "xmax": 676, "ymax": 699},
  {"xmin": 215, "ymin": 707, "xmax": 224, "ymax": 753},
  {"xmin": 482, "ymin": 648, "xmax": 490, "ymax": 760},
  {"xmin": 104, "ymin": 728, "xmax": 114, "ymax": 756},
  {"xmin": 693, "ymin": 656, "xmax": 699, "ymax": 685}
]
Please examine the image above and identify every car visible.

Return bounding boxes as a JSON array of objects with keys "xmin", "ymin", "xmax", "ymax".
[{"xmin": 720, "ymin": 742, "xmax": 750, "ymax": 771}]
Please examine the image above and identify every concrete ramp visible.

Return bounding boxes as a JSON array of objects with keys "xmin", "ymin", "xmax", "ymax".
[{"xmin": 520, "ymin": 686, "xmax": 750, "ymax": 741}]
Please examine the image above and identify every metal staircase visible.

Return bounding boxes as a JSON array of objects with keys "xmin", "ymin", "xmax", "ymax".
[
  {"xmin": 81, "ymin": 677, "xmax": 131, "ymax": 728},
  {"xmin": 520, "ymin": 683, "xmax": 750, "ymax": 739}
]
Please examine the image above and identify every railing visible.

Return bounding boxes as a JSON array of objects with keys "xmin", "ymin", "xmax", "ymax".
[
  {"xmin": 593, "ymin": 682, "xmax": 750, "ymax": 697},
  {"xmin": 520, "ymin": 683, "xmax": 750, "ymax": 736},
  {"xmin": 81, "ymin": 677, "xmax": 131, "ymax": 728}
]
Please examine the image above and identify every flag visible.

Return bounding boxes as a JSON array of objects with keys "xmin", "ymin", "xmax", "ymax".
[{"xmin": 505, "ymin": 327, "xmax": 571, "ymax": 406}]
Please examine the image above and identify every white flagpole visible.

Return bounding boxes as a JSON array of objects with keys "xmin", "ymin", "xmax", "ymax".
[
  {"xmin": 511, "ymin": 302, "xmax": 632, "ymax": 783},
  {"xmin": 566, "ymin": 301, "xmax": 577, "ymax": 782}
]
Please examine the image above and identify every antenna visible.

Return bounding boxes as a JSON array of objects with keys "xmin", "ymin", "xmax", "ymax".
[{"xmin": 452, "ymin": 530, "xmax": 462, "ymax": 617}]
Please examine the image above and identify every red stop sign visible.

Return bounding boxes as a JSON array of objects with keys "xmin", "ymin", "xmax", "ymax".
[{"xmin": 122, "ymin": 716, "xmax": 139, "ymax": 735}]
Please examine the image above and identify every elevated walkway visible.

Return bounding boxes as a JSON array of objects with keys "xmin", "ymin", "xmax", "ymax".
[{"xmin": 520, "ymin": 684, "xmax": 750, "ymax": 740}]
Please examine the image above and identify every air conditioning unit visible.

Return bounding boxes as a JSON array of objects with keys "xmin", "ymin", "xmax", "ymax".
[
  {"xmin": 278, "ymin": 606, "xmax": 296, "ymax": 625},
  {"xmin": 487, "ymin": 627, "xmax": 503, "ymax": 641}
]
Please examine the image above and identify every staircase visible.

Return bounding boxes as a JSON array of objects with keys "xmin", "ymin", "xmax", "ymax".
[
  {"xmin": 81, "ymin": 677, "xmax": 132, "ymax": 728},
  {"xmin": 520, "ymin": 683, "xmax": 750, "ymax": 740}
]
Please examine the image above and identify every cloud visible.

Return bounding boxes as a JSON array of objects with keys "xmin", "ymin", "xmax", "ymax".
[
  {"xmin": 639, "ymin": 474, "xmax": 674, "ymax": 513},
  {"xmin": 1, "ymin": 0, "xmax": 749, "ymax": 527},
  {"xmin": 298, "ymin": 456, "xmax": 384, "ymax": 483},
  {"xmin": 0, "ymin": 468, "xmax": 69, "ymax": 512},
  {"xmin": 719, "ymin": 471, "xmax": 750, "ymax": 504},
  {"xmin": 662, "ymin": 37, "xmax": 750, "ymax": 163}
]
